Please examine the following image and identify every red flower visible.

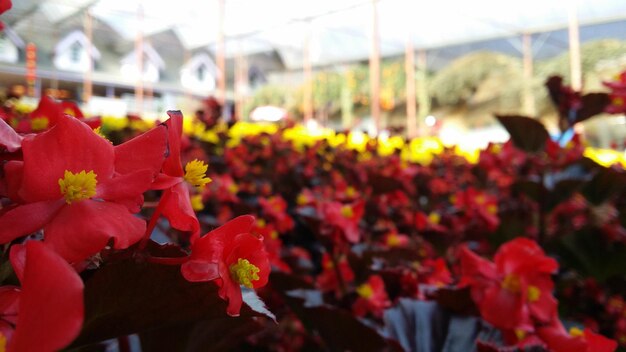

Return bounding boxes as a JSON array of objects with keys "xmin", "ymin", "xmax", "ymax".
[
  {"xmin": 459, "ymin": 238, "xmax": 558, "ymax": 330},
  {"xmin": 258, "ymin": 195, "xmax": 294, "ymax": 233},
  {"xmin": 151, "ymin": 111, "xmax": 211, "ymax": 237},
  {"xmin": 414, "ymin": 211, "xmax": 447, "ymax": 232},
  {"xmin": 603, "ymin": 72, "xmax": 626, "ymax": 114},
  {"xmin": 537, "ymin": 320, "xmax": 617, "ymax": 352},
  {"xmin": 453, "ymin": 188, "xmax": 499, "ymax": 231},
  {"xmin": 382, "ymin": 231, "xmax": 409, "ymax": 248},
  {"xmin": 352, "ymin": 275, "xmax": 391, "ymax": 318},
  {"xmin": 253, "ymin": 219, "xmax": 291, "ymax": 273},
  {"xmin": 319, "ymin": 200, "xmax": 364, "ymax": 243},
  {"xmin": 1, "ymin": 241, "xmax": 83, "ymax": 351},
  {"xmin": 0, "ymin": 0, "xmax": 10, "ymax": 16},
  {"xmin": 0, "ymin": 114, "xmax": 166, "ymax": 262},
  {"xmin": 181, "ymin": 215, "xmax": 270, "ymax": 316},
  {"xmin": 316, "ymin": 252, "xmax": 354, "ymax": 293}
]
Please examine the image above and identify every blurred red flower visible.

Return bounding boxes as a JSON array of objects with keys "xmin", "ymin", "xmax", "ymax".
[{"xmin": 352, "ymin": 275, "xmax": 391, "ymax": 318}]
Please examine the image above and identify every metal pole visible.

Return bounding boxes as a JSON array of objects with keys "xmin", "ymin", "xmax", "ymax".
[
  {"xmin": 135, "ymin": 4, "xmax": 144, "ymax": 116},
  {"xmin": 369, "ymin": 0, "xmax": 381, "ymax": 134},
  {"xmin": 83, "ymin": 9, "xmax": 93, "ymax": 104},
  {"xmin": 405, "ymin": 34, "xmax": 417, "ymax": 138},
  {"xmin": 522, "ymin": 33, "xmax": 536, "ymax": 116},
  {"xmin": 217, "ymin": 0, "xmax": 226, "ymax": 104},
  {"xmin": 303, "ymin": 20, "xmax": 313, "ymax": 124},
  {"xmin": 568, "ymin": 1, "xmax": 582, "ymax": 91}
]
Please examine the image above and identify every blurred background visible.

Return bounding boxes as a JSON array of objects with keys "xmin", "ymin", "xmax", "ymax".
[{"xmin": 1, "ymin": 0, "xmax": 625, "ymax": 149}]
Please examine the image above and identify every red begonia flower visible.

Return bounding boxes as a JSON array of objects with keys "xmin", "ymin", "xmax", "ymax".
[
  {"xmin": 319, "ymin": 200, "xmax": 364, "ymax": 243},
  {"xmin": 150, "ymin": 111, "xmax": 210, "ymax": 237},
  {"xmin": 352, "ymin": 275, "xmax": 391, "ymax": 318},
  {"xmin": 537, "ymin": 320, "xmax": 617, "ymax": 352},
  {"xmin": 1, "ymin": 241, "xmax": 84, "ymax": 352},
  {"xmin": 603, "ymin": 72, "xmax": 626, "ymax": 115},
  {"xmin": 459, "ymin": 238, "xmax": 558, "ymax": 330},
  {"xmin": 258, "ymin": 195, "xmax": 294, "ymax": 233},
  {"xmin": 181, "ymin": 215, "xmax": 270, "ymax": 316},
  {"xmin": 0, "ymin": 114, "xmax": 166, "ymax": 262},
  {"xmin": 0, "ymin": 0, "xmax": 11, "ymax": 16},
  {"xmin": 316, "ymin": 252, "xmax": 354, "ymax": 293}
]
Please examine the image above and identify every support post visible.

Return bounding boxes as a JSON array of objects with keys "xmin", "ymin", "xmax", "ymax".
[
  {"xmin": 135, "ymin": 4, "xmax": 144, "ymax": 116},
  {"xmin": 568, "ymin": 2, "xmax": 582, "ymax": 91},
  {"xmin": 522, "ymin": 33, "xmax": 536, "ymax": 116},
  {"xmin": 369, "ymin": 0, "xmax": 381, "ymax": 134},
  {"xmin": 405, "ymin": 35, "xmax": 417, "ymax": 138},
  {"xmin": 216, "ymin": 0, "xmax": 226, "ymax": 104},
  {"xmin": 303, "ymin": 20, "xmax": 314, "ymax": 124},
  {"xmin": 83, "ymin": 9, "xmax": 93, "ymax": 104}
]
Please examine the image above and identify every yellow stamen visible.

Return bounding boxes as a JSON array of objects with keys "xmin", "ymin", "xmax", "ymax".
[
  {"xmin": 613, "ymin": 97, "xmax": 624, "ymax": 106},
  {"xmin": 356, "ymin": 283, "xmax": 374, "ymax": 299},
  {"xmin": 297, "ymin": 193, "xmax": 308, "ymax": 205},
  {"xmin": 527, "ymin": 285, "xmax": 541, "ymax": 302},
  {"xmin": 501, "ymin": 274, "xmax": 521, "ymax": 293},
  {"xmin": 64, "ymin": 108, "xmax": 76, "ymax": 116},
  {"xmin": 270, "ymin": 230, "xmax": 279, "ymax": 240},
  {"xmin": 386, "ymin": 233, "xmax": 402, "ymax": 247},
  {"xmin": 183, "ymin": 159, "xmax": 211, "ymax": 189},
  {"xmin": 475, "ymin": 195, "xmax": 486, "ymax": 205},
  {"xmin": 341, "ymin": 205, "xmax": 354, "ymax": 218},
  {"xmin": 190, "ymin": 194, "xmax": 204, "ymax": 211},
  {"xmin": 58, "ymin": 170, "xmax": 97, "ymax": 204},
  {"xmin": 0, "ymin": 332, "xmax": 5, "ymax": 352},
  {"xmin": 345, "ymin": 186, "xmax": 356, "ymax": 198},
  {"xmin": 31, "ymin": 116, "xmax": 49, "ymax": 131},
  {"xmin": 515, "ymin": 329, "xmax": 526, "ymax": 341},
  {"xmin": 256, "ymin": 219, "xmax": 266, "ymax": 228},
  {"xmin": 428, "ymin": 212, "xmax": 440, "ymax": 224},
  {"xmin": 569, "ymin": 327, "xmax": 584, "ymax": 337},
  {"xmin": 228, "ymin": 183, "xmax": 238, "ymax": 194},
  {"xmin": 487, "ymin": 204, "xmax": 498, "ymax": 215},
  {"xmin": 229, "ymin": 258, "xmax": 260, "ymax": 289}
]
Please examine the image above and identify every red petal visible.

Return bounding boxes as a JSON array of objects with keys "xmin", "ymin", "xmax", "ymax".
[
  {"xmin": 0, "ymin": 118, "xmax": 22, "ymax": 152},
  {"xmin": 97, "ymin": 169, "xmax": 154, "ymax": 204},
  {"xmin": 151, "ymin": 173, "xmax": 182, "ymax": 190},
  {"xmin": 160, "ymin": 183, "xmax": 200, "ymax": 234},
  {"xmin": 181, "ymin": 260, "xmax": 220, "ymax": 282},
  {"xmin": 162, "ymin": 111, "xmax": 184, "ymax": 177},
  {"xmin": 0, "ymin": 200, "xmax": 64, "ymax": 244},
  {"xmin": 3, "ymin": 161, "xmax": 23, "ymax": 201},
  {"xmin": 114, "ymin": 125, "xmax": 167, "ymax": 176},
  {"xmin": 44, "ymin": 200, "xmax": 145, "ymax": 262},
  {"xmin": 8, "ymin": 241, "xmax": 84, "ymax": 352},
  {"xmin": 19, "ymin": 115, "xmax": 115, "ymax": 202},
  {"xmin": 480, "ymin": 286, "xmax": 525, "ymax": 330}
]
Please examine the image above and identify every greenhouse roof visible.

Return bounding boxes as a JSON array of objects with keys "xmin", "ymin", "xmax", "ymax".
[{"xmin": 4, "ymin": 0, "xmax": 626, "ymax": 70}]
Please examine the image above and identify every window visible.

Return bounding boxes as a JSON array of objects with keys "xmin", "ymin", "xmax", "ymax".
[
  {"xmin": 196, "ymin": 64, "xmax": 206, "ymax": 81},
  {"xmin": 70, "ymin": 42, "xmax": 81, "ymax": 63}
]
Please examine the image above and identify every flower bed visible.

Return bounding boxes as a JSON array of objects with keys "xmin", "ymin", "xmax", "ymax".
[{"xmin": 1, "ymin": 19, "xmax": 626, "ymax": 351}]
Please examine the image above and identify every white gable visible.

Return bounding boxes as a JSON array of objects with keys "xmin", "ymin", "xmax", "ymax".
[
  {"xmin": 120, "ymin": 43, "xmax": 165, "ymax": 83},
  {"xmin": 53, "ymin": 30, "xmax": 100, "ymax": 72},
  {"xmin": 180, "ymin": 52, "xmax": 218, "ymax": 93},
  {"xmin": 0, "ymin": 25, "xmax": 24, "ymax": 64}
]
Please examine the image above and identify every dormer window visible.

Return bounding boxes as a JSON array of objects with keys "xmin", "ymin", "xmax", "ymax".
[
  {"xmin": 70, "ymin": 42, "xmax": 81, "ymax": 63},
  {"xmin": 197, "ymin": 64, "xmax": 206, "ymax": 81}
]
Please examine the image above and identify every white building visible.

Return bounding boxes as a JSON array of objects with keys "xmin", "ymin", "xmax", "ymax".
[
  {"xmin": 53, "ymin": 30, "xmax": 101, "ymax": 73},
  {"xmin": 180, "ymin": 52, "xmax": 218, "ymax": 94},
  {"xmin": 120, "ymin": 42, "xmax": 165, "ymax": 83},
  {"xmin": 0, "ymin": 25, "xmax": 24, "ymax": 64}
]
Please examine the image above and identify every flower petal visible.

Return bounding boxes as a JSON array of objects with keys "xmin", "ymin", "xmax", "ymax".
[
  {"xmin": 160, "ymin": 183, "xmax": 200, "ymax": 234},
  {"xmin": 19, "ymin": 115, "xmax": 115, "ymax": 202},
  {"xmin": 114, "ymin": 125, "xmax": 167, "ymax": 176},
  {"xmin": 0, "ymin": 200, "xmax": 64, "ymax": 244},
  {"xmin": 8, "ymin": 241, "xmax": 84, "ymax": 352},
  {"xmin": 0, "ymin": 118, "xmax": 22, "ymax": 152},
  {"xmin": 44, "ymin": 200, "xmax": 145, "ymax": 262},
  {"xmin": 162, "ymin": 111, "xmax": 184, "ymax": 177}
]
